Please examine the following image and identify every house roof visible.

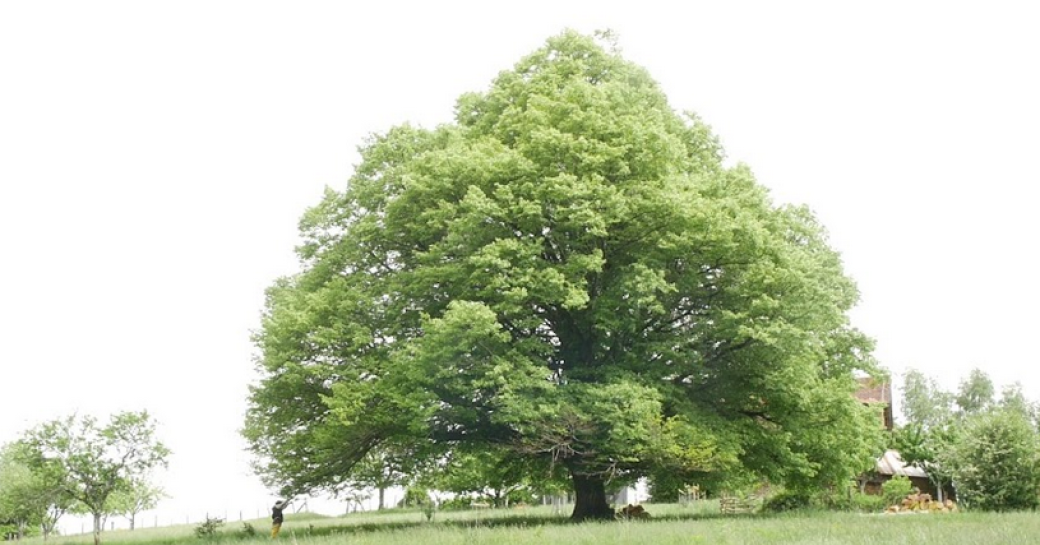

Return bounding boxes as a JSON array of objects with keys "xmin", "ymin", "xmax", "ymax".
[
  {"xmin": 876, "ymin": 449, "xmax": 928, "ymax": 478},
  {"xmin": 855, "ymin": 377, "xmax": 891, "ymax": 404}
]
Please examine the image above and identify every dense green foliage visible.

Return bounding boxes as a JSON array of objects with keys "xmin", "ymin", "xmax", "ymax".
[
  {"xmin": 880, "ymin": 475, "xmax": 913, "ymax": 508},
  {"xmin": 244, "ymin": 31, "xmax": 878, "ymax": 519},
  {"xmin": 946, "ymin": 409, "xmax": 1040, "ymax": 511},
  {"xmin": 0, "ymin": 440, "xmax": 72, "ymax": 539},
  {"xmin": 1, "ymin": 443, "xmax": 45, "ymax": 539}
]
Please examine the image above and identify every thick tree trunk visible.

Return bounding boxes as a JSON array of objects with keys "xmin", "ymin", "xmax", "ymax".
[
  {"xmin": 378, "ymin": 487, "xmax": 385, "ymax": 510},
  {"xmin": 569, "ymin": 472, "xmax": 615, "ymax": 521}
]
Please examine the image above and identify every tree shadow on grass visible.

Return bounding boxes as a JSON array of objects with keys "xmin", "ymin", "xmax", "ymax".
[{"xmin": 287, "ymin": 508, "xmax": 764, "ymax": 538}]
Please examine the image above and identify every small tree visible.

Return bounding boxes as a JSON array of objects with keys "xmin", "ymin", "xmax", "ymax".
[
  {"xmin": 425, "ymin": 448, "xmax": 537, "ymax": 508},
  {"xmin": 954, "ymin": 368, "xmax": 995, "ymax": 415},
  {"xmin": 23, "ymin": 412, "xmax": 170, "ymax": 545},
  {"xmin": 998, "ymin": 382, "xmax": 1038, "ymax": 425},
  {"xmin": 945, "ymin": 409, "xmax": 1040, "ymax": 511},
  {"xmin": 894, "ymin": 368, "xmax": 959, "ymax": 501},
  {"xmin": 345, "ymin": 446, "xmax": 414, "ymax": 510},
  {"xmin": 398, "ymin": 487, "xmax": 429, "ymax": 509},
  {"xmin": 193, "ymin": 516, "xmax": 224, "ymax": 539},
  {"xmin": 900, "ymin": 369, "xmax": 954, "ymax": 429},
  {"xmin": 107, "ymin": 479, "xmax": 166, "ymax": 530}
]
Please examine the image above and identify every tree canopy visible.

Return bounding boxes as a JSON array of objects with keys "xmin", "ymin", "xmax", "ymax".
[{"xmin": 244, "ymin": 31, "xmax": 878, "ymax": 520}]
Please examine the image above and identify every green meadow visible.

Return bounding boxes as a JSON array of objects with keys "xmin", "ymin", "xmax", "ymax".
[{"xmin": 24, "ymin": 503, "xmax": 1039, "ymax": 545}]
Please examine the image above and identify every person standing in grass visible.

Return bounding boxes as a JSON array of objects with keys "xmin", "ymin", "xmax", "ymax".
[{"xmin": 271, "ymin": 499, "xmax": 289, "ymax": 538}]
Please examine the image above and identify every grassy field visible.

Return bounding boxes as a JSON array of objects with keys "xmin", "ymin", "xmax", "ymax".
[{"xmin": 22, "ymin": 502, "xmax": 1040, "ymax": 545}]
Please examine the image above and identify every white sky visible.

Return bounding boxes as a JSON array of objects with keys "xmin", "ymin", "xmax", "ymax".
[{"xmin": 2, "ymin": 0, "xmax": 1039, "ymax": 530}]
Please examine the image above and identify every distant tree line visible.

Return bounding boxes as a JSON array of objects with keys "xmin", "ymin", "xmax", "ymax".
[{"xmin": 0, "ymin": 411, "xmax": 168, "ymax": 545}]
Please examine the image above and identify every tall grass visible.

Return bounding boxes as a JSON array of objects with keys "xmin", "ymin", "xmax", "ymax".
[{"xmin": 20, "ymin": 503, "xmax": 1040, "ymax": 545}]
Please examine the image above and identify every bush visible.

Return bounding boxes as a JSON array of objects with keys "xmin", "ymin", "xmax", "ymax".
[
  {"xmin": 398, "ymin": 487, "xmax": 430, "ymax": 508},
  {"xmin": 761, "ymin": 491, "xmax": 814, "ymax": 512},
  {"xmin": 762, "ymin": 486, "xmax": 886, "ymax": 513},
  {"xmin": 946, "ymin": 409, "xmax": 1040, "ymax": 511},
  {"xmin": 194, "ymin": 516, "xmax": 224, "ymax": 539},
  {"xmin": 812, "ymin": 486, "xmax": 886, "ymax": 513},
  {"xmin": 881, "ymin": 476, "xmax": 914, "ymax": 507},
  {"xmin": 847, "ymin": 492, "xmax": 886, "ymax": 512},
  {"xmin": 421, "ymin": 501, "xmax": 436, "ymax": 522},
  {"xmin": 240, "ymin": 522, "xmax": 257, "ymax": 537},
  {"xmin": 437, "ymin": 496, "xmax": 472, "ymax": 511}
]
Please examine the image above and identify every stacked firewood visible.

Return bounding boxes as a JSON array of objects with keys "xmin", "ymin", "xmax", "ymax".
[{"xmin": 885, "ymin": 492, "xmax": 958, "ymax": 514}]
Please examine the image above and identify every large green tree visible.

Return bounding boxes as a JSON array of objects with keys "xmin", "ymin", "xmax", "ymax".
[
  {"xmin": 245, "ymin": 31, "xmax": 878, "ymax": 520},
  {"xmin": 22, "ymin": 412, "xmax": 169, "ymax": 545}
]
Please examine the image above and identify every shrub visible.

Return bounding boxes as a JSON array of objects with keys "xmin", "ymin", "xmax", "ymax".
[
  {"xmin": 421, "ymin": 501, "xmax": 436, "ymax": 522},
  {"xmin": 881, "ymin": 476, "xmax": 914, "ymax": 507},
  {"xmin": 194, "ymin": 516, "xmax": 224, "ymax": 539},
  {"xmin": 437, "ymin": 496, "xmax": 472, "ymax": 511},
  {"xmin": 812, "ymin": 486, "xmax": 886, "ymax": 513},
  {"xmin": 848, "ymin": 492, "xmax": 886, "ymax": 512},
  {"xmin": 398, "ymin": 487, "xmax": 430, "ymax": 508},
  {"xmin": 240, "ymin": 522, "xmax": 257, "ymax": 537},
  {"xmin": 761, "ymin": 491, "xmax": 813, "ymax": 512},
  {"xmin": 946, "ymin": 409, "xmax": 1040, "ymax": 511}
]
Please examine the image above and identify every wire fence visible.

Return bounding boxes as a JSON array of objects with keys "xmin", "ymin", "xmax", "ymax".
[{"xmin": 59, "ymin": 506, "xmax": 295, "ymax": 536}]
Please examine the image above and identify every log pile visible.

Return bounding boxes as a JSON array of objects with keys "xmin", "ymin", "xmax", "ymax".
[
  {"xmin": 616, "ymin": 504, "xmax": 651, "ymax": 519},
  {"xmin": 885, "ymin": 492, "xmax": 958, "ymax": 514}
]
